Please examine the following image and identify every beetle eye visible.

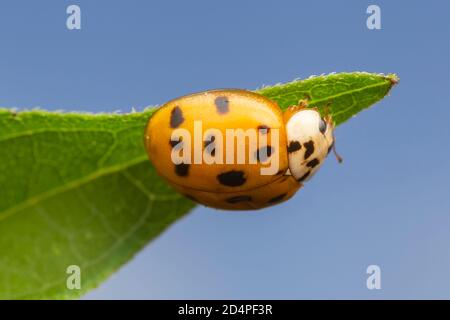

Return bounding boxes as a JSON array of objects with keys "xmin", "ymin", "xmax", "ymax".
[{"xmin": 319, "ymin": 118, "xmax": 327, "ymax": 134}]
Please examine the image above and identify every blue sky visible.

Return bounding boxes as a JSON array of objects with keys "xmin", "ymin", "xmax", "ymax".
[{"xmin": 1, "ymin": 0, "xmax": 449, "ymax": 299}]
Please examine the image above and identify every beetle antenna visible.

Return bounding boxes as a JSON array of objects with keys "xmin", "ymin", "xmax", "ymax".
[
  {"xmin": 333, "ymin": 144, "xmax": 343, "ymax": 163},
  {"xmin": 332, "ymin": 133, "xmax": 343, "ymax": 163}
]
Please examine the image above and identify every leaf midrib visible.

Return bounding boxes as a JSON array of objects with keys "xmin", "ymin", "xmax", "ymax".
[
  {"xmin": 0, "ymin": 125, "xmax": 146, "ymax": 143},
  {"xmin": 260, "ymin": 78, "xmax": 391, "ymax": 118},
  {"xmin": 310, "ymin": 80, "xmax": 390, "ymax": 115},
  {"xmin": 0, "ymin": 155, "xmax": 150, "ymax": 222}
]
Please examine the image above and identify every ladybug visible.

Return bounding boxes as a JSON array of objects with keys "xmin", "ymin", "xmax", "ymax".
[{"xmin": 144, "ymin": 89, "xmax": 337, "ymax": 210}]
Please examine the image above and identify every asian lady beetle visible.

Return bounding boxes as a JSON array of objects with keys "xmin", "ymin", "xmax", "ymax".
[{"xmin": 144, "ymin": 89, "xmax": 336, "ymax": 210}]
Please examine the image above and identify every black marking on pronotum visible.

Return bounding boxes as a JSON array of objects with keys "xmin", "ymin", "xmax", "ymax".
[
  {"xmin": 217, "ymin": 170, "xmax": 246, "ymax": 186},
  {"xmin": 174, "ymin": 163, "xmax": 190, "ymax": 176},
  {"xmin": 297, "ymin": 171, "xmax": 311, "ymax": 182},
  {"xmin": 204, "ymin": 135, "xmax": 216, "ymax": 156},
  {"xmin": 319, "ymin": 118, "xmax": 327, "ymax": 134},
  {"xmin": 214, "ymin": 96, "xmax": 229, "ymax": 114},
  {"xmin": 287, "ymin": 141, "xmax": 302, "ymax": 153},
  {"xmin": 225, "ymin": 195, "xmax": 252, "ymax": 203},
  {"xmin": 170, "ymin": 106, "xmax": 184, "ymax": 128},
  {"xmin": 306, "ymin": 158, "xmax": 320, "ymax": 168},
  {"xmin": 255, "ymin": 145, "xmax": 273, "ymax": 162},
  {"xmin": 257, "ymin": 125, "xmax": 270, "ymax": 134},
  {"xmin": 303, "ymin": 140, "xmax": 315, "ymax": 160},
  {"xmin": 268, "ymin": 193, "xmax": 287, "ymax": 203}
]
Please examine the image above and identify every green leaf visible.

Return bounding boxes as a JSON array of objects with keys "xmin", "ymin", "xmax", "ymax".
[
  {"xmin": 257, "ymin": 72, "xmax": 398, "ymax": 125},
  {"xmin": 0, "ymin": 72, "xmax": 398, "ymax": 299}
]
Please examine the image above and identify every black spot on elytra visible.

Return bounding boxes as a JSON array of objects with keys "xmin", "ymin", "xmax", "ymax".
[
  {"xmin": 255, "ymin": 145, "xmax": 273, "ymax": 162},
  {"xmin": 174, "ymin": 163, "xmax": 189, "ymax": 176},
  {"xmin": 215, "ymin": 96, "xmax": 229, "ymax": 114},
  {"xmin": 306, "ymin": 158, "xmax": 320, "ymax": 168},
  {"xmin": 217, "ymin": 170, "xmax": 246, "ymax": 187},
  {"xmin": 319, "ymin": 118, "xmax": 327, "ymax": 134},
  {"xmin": 287, "ymin": 141, "xmax": 302, "ymax": 153},
  {"xmin": 170, "ymin": 106, "xmax": 184, "ymax": 128},
  {"xmin": 204, "ymin": 135, "xmax": 216, "ymax": 156},
  {"xmin": 169, "ymin": 140, "xmax": 178, "ymax": 148},
  {"xmin": 303, "ymin": 140, "xmax": 315, "ymax": 160},
  {"xmin": 169, "ymin": 136, "xmax": 183, "ymax": 148},
  {"xmin": 268, "ymin": 193, "xmax": 287, "ymax": 203},
  {"xmin": 297, "ymin": 171, "xmax": 311, "ymax": 182},
  {"xmin": 225, "ymin": 195, "xmax": 252, "ymax": 203},
  {"xmin": 257, "ymin": 125, "xmax": 270, "ymax": 134}
]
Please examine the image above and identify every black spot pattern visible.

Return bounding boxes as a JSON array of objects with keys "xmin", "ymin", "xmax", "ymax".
[
  {"xmin": 170, "ymin": 106, "xmax": 184, "ymax": 128},
  {"xmin": 225, "ymin": 195, "xmax": 252, "ymax": 203},
  {"xmin": 255, "ymin": 146, "xmax": 273, "ymax": 162},
  {"xmin": 174, "ymin": 163, "xmax": 189, "ymax": 176},
  {"xmin": 257, "ymin": 125, "xmax": 270, "ymax": 134},
  {"xmin": 297, "ymin": 171, "xmax": 311, "ymax": 182},
  {"xmin": 217, "ymin": 170, "xmax": 246, "ymax": 187},
  {"xmin": 214, "ymin": 96, "xmax": 229, "ymax": 114},
  {"xmin": 306, "ymin": 158, "xmax": 320, "ymax": 168},
  {"xmin": 268, "ymin": 193, "xmax": 287, "ymax": 203},
  {"xmin": 169, "ymin": 136, "xmax": 183, "ymax": 148},
  {"xmin": 204, "ymin": 135, "xmax": 216, "ymax": 156},
  {"xmin": 303, "ymin": 140, "xmax": 315, "ymax": 160},
  {"xmin": 287, "ymin": 141, "xmax": 302, "ymax": 153},
  {"xmin": 169, "ymin": 140, "xmax": 178, "ymax": 148}
]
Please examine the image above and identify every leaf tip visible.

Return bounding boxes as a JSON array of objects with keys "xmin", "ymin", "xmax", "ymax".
[{"xmin": 386, "ymin": 73, "xmax": 400, "ymax": 86}]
